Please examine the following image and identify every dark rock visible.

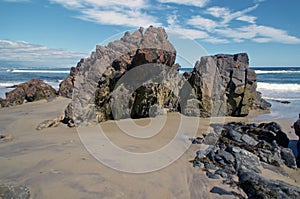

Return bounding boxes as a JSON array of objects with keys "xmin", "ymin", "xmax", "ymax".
[
  {"xmin": 293, "ymin": 114, "xmax": 300, "ymax": 137},
  {"xmin": 226, "ymin": 129, "xmax": 242, "ymax": 142},
  {"xmin": 203, "ymin": 133, "xmax": 219, "ymax": 145},
  {"xmin": 210, "ymin": 187, "xmax": 233, "ymax": 196},
  {"xmin": 190, "ymin": 137, "xmax": 202, "ymax": 144},
  {"xmin": 0, "ymin": 79, "xmax": 57, "ymax": 107},
  {"xmin": 253, "ymin": 91, "xmax": 271, "ymax": 111},
  {"xmin": 193, "ymin": 160, "xmax": 201, "ymax": 168},
  {"xmin": 280, "ymin": 148, "xmax": 297, "ymax": 169},
  {"xmin": 238, "ymin": 168, "xmax": 300, "ymax": 199},
  {"xmin": 241, "ymin": 134, "xmax": 258, "ymax": 146},
  {"xmin": 0, "ymin": 184, "xmax": 30, "ymax": 199},
  {"xmin": 206, "ymin": 172, "xmax": 219, "ymax": 179},
  {"xmin": 215, "ymin": 149, "xmax": 235, "ymax": 165},
  {"xmin": 293, "ymin": 114, "xmax": 300, "ymax": 167},
  {"xmin": 215, "ymin": 169, "xmax": 229, "ymax": 178},
  {"xmin": 204, "ymin": 163, "xmax": 218, "ymax": 170},
  {"xmin": 196, "ymin": 145, "xmax": 215, "ymax": 159}
]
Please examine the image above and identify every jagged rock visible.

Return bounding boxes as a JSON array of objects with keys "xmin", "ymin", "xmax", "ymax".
[
  {"xmin": 188, "ymin": 53, "xmax": 257, "ymax": 117},
  {"xmin": 253, "ymin": 91, "xmax": 271, "ymax": 111},
  {"xmin": 0, "ymin": 184, "xmax": 30, "ymax": 199},
  {"xmin": 238, "ymin": 168, "xmax": 300, "ymax": 199},
  {"xmin": 0, "ymin": 79, "xmax": 57, "ymax": 107},
  {"xmin": 241, "ymin": 134, "xmax": 258, "ymax": 146},
  {"xmin": 36, "ymin": 115, "xmax": 64, "ymax": 130},
  {"xmin": 192, "ymin": 121, "xmax": 298, "ymax": 198},
  {"xmin": 280, "ymin": 148, "xmax": 297, "ymax": 169},
  {"xmin": 226, "ymin": 129, "xmax": 242, "ymax": 142},
  {"xmin": 58, "ymin": 63, "xmax": 81, "ymax": 98},
  {"xmin": 66, "ymin": 26, "xmax": 181, "ymax": 125},
  {"xmin": 203, "ymin": 133, "xmax": 219, "ymax": 145}
]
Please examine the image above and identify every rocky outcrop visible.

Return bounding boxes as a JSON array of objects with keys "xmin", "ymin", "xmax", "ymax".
[
  {"xmin": 191, "ymin": 121, "xmax": 298, "ymax": 198},
  {"xmin": 69, "ymin": 26, "xmax": 179, "ymax": 125},
  {"xmin": 187, "ymin": 53, "xmax": 257, "ymax": 117},
  {"xmin": 58, "ymin": 60, "xmax": 82, "ymax": 98},
  {"xmin": 0, "ymin": 79, "xmax": 57, "ymax": 107},
  {"xmin": 61, "ymin": 26, "xmax": 263, "ymax": 126},
  {"xmin": 293, "ymin": 114, "xmax": 300, "ymax": 167}
]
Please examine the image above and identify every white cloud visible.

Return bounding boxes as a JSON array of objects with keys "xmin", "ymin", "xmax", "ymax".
[
  {"xmin": 50, "ymin": 0, "xmax": 159, "ymax": 28},
  {"xmin": 187, "ymin": 16, "xmax": 218, "ymax": 31},
  {"xmin": 78, "ymin": 9, "xmax": 161, "ymax": 27},
  {"xmin": 237, "ymin": 15, "xmax": 257, "ymax": 24},
  {"xmin": 205, "ymin": 7, "xmax": 230, "ymax": 18},
  {"xmin": 214, "ymin": 25, "xmax": 300, "ymax": 44},
  {"xmin": 157, "ymin": 0, "xmax": 210, "ymax": 7},
  {"xmin": 166, "ymin": 25, "xmax": 209, "ymax": 40},
  {"xmin": 0, "ymin": 40, "xmax": 87, "ymax": 67}
]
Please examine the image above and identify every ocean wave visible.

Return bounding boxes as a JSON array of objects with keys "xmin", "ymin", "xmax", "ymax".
[
  {"xmin": 0, "ymin": 82, "xmax": 22, "ymax": 88},
  {"xmin": 257, "ymin": 82, "xmax": 300, "ymax": 91},
  {"xmin": 255, "ymin": 70, "xmax": 300, "ymax": 74},
  {"xmin": 8, "ymin": 69, "xmax": 70, "ymax": 73}
]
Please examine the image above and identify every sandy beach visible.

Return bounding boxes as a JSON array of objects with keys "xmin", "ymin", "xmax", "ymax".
[{"xmin": 0, "ymin": 97, "xmax": 299, "ymax": 198}]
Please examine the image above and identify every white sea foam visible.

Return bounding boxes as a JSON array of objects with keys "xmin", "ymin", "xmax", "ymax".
[
  {"xmin": 9, "ymin": 69, "xmax": 70, "ymax": 73},
  {"xmin": 0, "ymin": 82, "xmax": 22, "ymax": 88},
  {"xmin": 255, "ymin": 70, "xmax": 300, "ymax": 74},
  {"xmin": 257, "ymin": 82, "xmax": 300, "ymax": 91}
]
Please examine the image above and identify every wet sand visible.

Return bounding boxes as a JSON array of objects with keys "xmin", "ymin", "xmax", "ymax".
[{"xmin": 0, "ymin": 97, "xmax": 299, "ymax": 198}]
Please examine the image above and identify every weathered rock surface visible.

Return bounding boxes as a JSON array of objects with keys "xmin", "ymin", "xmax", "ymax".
[
  {"xmin": 253, "ymin": 91, "xmax": 271, "ymax": 111},
  {"xmin": 60, "ymin": 26, "xmax": 265, "ymax": 125},
  {"xmin": 192, "ymin": 121, "xmax": 299, "ymax": 198},
  {"xmin": 67, "ymin": 26, "xmax": 180, "ymax": 125},
  {"xmin": 0, "ymin": 79, "xmax": 57, "ymax": 107},
  {"xmin": 58, "ymin": 63, "xmax": 80, "ymax": 98},
  {"xmin": 187, "ymin": 53, "xmax": 257, "ymax": 117},
  {"xmin": 0, "ymin": 184, "xmax": 30, "ymax": 199},
  {"xmin": 36, "ymin": 115, "xmax": 64, "ymax": 130}
]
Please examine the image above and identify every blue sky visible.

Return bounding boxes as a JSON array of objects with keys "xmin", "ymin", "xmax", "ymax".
[{"xmin": 0, "ymin": 0, "xmax": 300, "ymax": 68}]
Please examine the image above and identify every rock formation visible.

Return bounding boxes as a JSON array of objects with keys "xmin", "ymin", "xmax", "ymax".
[
  {"xmin": 68, "ymin": 26, "xmax": 180, "ymax": 125},
  {"xmin": 0, "ymin": 79, "xmax": 57, "ymax": 107},
  {"xmin": 59, "ymin": 26, "xmax": 265, "ymax": 126},
  {"xmin": 191, "ymin": 121, "xmax": 299, "ymax": 198},
  {"xmin": 58, "ymin": 62, "xmax": 80, "ymax": 98},
  {"xmin": 186, "ymin": 53, "xmax": 257, "ymax": 117}
]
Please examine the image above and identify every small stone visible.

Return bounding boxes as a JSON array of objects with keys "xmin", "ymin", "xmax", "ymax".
[
  {"xmin": 215, "ymin": 169, "xmax": 228, "ymax": 178},
  {"xmin": 193, "ymin": 160, "xmax": 201, "ymax": 168}
]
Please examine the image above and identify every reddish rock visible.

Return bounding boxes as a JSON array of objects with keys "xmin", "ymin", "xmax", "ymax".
[{"xmin": 0, "ymin": 79, "xmax": 57, "ymax": 107}]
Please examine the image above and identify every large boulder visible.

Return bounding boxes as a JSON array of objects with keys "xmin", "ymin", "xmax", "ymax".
[
  {"xmin": 187, "ymin": 53, "xmax": 257, "ymax": 117},
  {"xmin": 68, "ymin": 26, "xmax": 178, "ymax": 125},
  {"xmin": 0, "ymin": 79, "xmax": 57, "ymax": 107}
]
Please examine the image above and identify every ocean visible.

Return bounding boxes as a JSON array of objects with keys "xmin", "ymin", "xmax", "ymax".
[{"xmin": 0, "ymin": 66, "xmax": 299, "ymax": 120}]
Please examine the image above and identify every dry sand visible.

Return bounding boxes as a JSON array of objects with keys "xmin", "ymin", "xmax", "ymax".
[{"xmin": 0, "ymin": 97, "xmax": 299, "ymax": 198}]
